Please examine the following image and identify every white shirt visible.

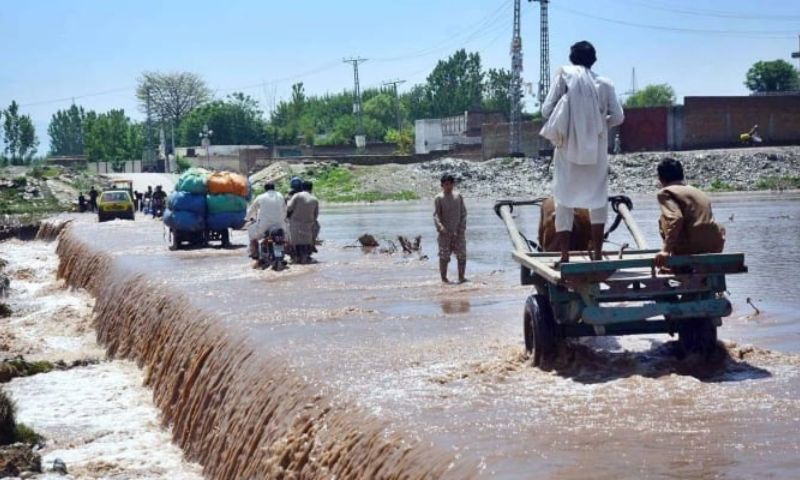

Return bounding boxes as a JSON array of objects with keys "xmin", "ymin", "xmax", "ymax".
[
  {"xmin": 542, "ymin": 66, "xmax": 625, "ymax": 209},
  {"xmin": 247, "ymin": 190, "xmax": 286, "ymax": 235}
]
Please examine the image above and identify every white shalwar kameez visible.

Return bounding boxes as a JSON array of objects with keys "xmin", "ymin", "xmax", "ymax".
[
  {"xmin": 541, "ymin": 65, "xmax": 624, "ymax": 214},
  {"xmin": 247, "ymin": 190, "xmax": 287, "ymax": 241}
]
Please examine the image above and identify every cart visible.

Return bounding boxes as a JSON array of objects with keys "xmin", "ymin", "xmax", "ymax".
[
  {"xmin": 494, "ymin": 196, "xmax": 747, "ymax": 366},
  {"xmin": 169, "ymin": 228, "xmax": 230, "ymax": 250}
]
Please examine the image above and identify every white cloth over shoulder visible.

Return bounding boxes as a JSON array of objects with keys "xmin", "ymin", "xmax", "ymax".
[
  {"xmin": 541, "ymin": 65, "xmax": 624, "ymax": 209},
  {"xmin": 247, "ymin": 190, "xmax": 286, "ymax": 241}
]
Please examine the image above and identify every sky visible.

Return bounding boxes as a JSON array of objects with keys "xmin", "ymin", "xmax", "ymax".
[{"xmin": 1, "ymin": 0, "xmax": 798, "ymax": 152}]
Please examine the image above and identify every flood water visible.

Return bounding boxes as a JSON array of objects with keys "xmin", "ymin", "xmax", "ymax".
[{"xmin": 61, "ymin": 192, "xmax": 800, "ymax": 478}]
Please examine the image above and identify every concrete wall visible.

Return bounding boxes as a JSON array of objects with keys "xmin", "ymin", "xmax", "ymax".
[
  {"xmin": 88, "ymin": 160, "xmax": 145, "ymax": 174},
  {"xmin": 481, "ymin": 120, "xmax": 548, "ymax": 159},
  {"xmin": 682, "ymin": 96, "xmax": 800, "ymax": 149},
  {"xmin": 415, "ymin": 119, "xmax": 444, "ymax": 154}
]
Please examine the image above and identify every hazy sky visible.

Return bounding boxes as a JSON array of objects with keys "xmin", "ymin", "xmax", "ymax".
[{"xmin": 2, "ymin": 0, "xmax": 798, "ymax": 151}]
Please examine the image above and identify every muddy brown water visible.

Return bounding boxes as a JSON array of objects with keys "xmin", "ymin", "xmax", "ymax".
[{"xmin": 54, "ymin": 193, "xmax": 800, "ymax": 479}]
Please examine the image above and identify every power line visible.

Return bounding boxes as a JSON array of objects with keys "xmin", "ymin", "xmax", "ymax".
[
  {"xmin": 552, "ymin": 4, "xmax": 798, "ymax": 38},
  {"xmin": 19, "ymin": 86, "xmax": 135, "ymax": 108},
  {"xmin": 621, "ymin": 0, "xmax": 800, "ymax": 21}
]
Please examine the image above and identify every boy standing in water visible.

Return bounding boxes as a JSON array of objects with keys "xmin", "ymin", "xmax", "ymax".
[{"xmin": 433, "ymin": 173, "xmax": 467, "ymax": 283}]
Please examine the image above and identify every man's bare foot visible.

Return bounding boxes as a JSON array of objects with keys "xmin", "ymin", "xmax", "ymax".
[{"xmin": 458, "ymin": 277, "xmax": 468, "ymax": 284}]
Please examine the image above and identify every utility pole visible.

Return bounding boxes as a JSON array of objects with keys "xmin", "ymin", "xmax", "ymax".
[
  {"xmin": 792, "ymin": 34, "xmax": 800, "ymax": 69},
  {"xmin": 343, "ymin": 57, "xmax": 368, "ymax": 149},
  {"xmin": 383, "ymin": 79, "xmax": 406, "ymax": 130},
  {"xmin": 509, "ymin": 0, "xmax": 524, "ymax": 156},
  {"xmin": 624, "ymin": 68, "xmax": 638, "ymax": 98},
  {"xmin": 532, "ymin": 0, "xmax": 550, "ymax": 110},
  {"xmin": 145, "ymin": 87, "xmax": 153, "ymax": 171}
]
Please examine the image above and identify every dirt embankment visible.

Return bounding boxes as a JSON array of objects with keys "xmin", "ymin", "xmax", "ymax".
[{"xmin": 250, "ymin": 146, "xmax": 800, "ymax": 202}]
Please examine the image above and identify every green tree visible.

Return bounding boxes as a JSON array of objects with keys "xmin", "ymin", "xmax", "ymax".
[
  {"xmin": 425, "ymin": 49, "xmax": 484, "ymax": 117},
  {"xmin": 178, "ymin": 92, "xmax": 267, "ymax": 146},
  {"xmin": 624, "ymin": 84, "xmax": 676, "ymax": 108},
  {"xmin": 2, "ymin": 101, "xmax": 38, "ymax": 164},
  {"xmin": 364, "ymin": 92, "xmax": 403, "ymax": 131},
  {"xmin": 84, "ymin": 109, "xmax": 139, "ymax": 171},
  {"xmin": 745, "ymin": 60, "xmax": 800, "ymax": 93},
  {"xmin": 482, "ymin": 68, "xmax": 512, "ymax": 118},
  {"xmin": 48, "ymin": 104, "xmax": 86, "ymax": 156},
  {"xmin": 401, "ymin": 84, "xmax": 432, "ymax": 121}
]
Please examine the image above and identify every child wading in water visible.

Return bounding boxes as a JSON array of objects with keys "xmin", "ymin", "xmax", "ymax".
[{"xmin": 433, "ymin": 173, "xmax": 467, "ymax": 283}]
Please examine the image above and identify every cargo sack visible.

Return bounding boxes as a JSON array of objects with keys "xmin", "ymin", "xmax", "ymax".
[
  {"xmin": 163, "ymin": 209, "xmax": 206, "ymax": 232},
  {"xmin": 207, "ymin": 211, "xmax": 246, "ymax": 231},
  {"xmin": 167, "ymin": 191, "xmax": 207, "ymax": 215},
  {"xmin": 207, "ymin": 171, "xmax": 249, "ymax": 197},
  {"xmin": 207, "ymin": 193, "xmax": 248, "ymax": 215},
  {"xmin": 176, "ymin": 168, "xmax": 210, "ymax": 194}
]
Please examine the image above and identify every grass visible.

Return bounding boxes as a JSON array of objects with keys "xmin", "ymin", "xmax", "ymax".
[
  {"xmin": 755, "ymin": 175, "xmax": 800, "ymax": 191},
  {"xmin": 0, "ymin": 390, "xmax": 43, "ymax": 445},
  {"xmin": 708, "ymin": 179, "xmax": 736, "ymax": 192},
  {"xmin": 0, "ymin": 186, "xmax": 63, "ymax": 215},
  {"xmin": 305, "ymin": 165, "xmax": 419, "ymax": 203}
]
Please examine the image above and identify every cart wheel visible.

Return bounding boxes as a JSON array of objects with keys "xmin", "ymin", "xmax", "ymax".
[
  {"xmin": 678, "ymin": 317, "xmax": 718, "ymax": 357},
  {"xmin": 524, "ymin": 294, "xmax": 558, "ymax": 367},
  {"xmin": 170, "ymin": 230, "xmax": 180, "ymax": 251}
]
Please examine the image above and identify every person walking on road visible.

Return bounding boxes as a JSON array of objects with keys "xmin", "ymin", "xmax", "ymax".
[
  {"xmin": 434, "ymin": 173, "xmax": 467, "ymax": 283},
  {"xmin": 539, "ymin": 40, "xmax": 625, "ymax": 264},
  {"xmin": 88, "ymin": 187, "xmax": 99, "ymax": 212}
]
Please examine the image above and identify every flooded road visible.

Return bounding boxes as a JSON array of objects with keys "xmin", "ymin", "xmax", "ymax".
[
  {"xmin": 0, "ymin": 239, "xmax": 203, "ymax": 479},
  {"xmin": 57, "ymin": 192, "xmax": 800, "ymax": 478}
]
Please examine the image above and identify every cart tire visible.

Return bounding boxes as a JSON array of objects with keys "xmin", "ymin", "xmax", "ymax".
[
  {"xmin": 678, "ymin": 317, "xmax": 718, "ymax": 357},
  {"xmin": 170, "ymin": 230, "xmax": 180, "ymax": 251},
  {"xmin": 524, "ymin": 294, "xmax": 558, "ymax": 367}
]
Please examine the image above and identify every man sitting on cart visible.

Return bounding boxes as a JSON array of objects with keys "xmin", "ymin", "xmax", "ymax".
[
  {"xmin": 654, "ymin": 158, "xmax": 725, "ymax": 268},
  {"xmin": 246, "ymin": 182, "xmax": 287, "ymax": 259}
]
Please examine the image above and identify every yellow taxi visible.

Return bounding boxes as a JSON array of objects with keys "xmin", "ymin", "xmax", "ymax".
[{"xmin": 97, "ymin": 190, "xmax": 135, "ymax": 222}]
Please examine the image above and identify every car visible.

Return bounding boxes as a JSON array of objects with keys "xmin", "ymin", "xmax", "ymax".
[{"xmin": 98, "ymin": 190, "xmax": 135, "ymax": 222}]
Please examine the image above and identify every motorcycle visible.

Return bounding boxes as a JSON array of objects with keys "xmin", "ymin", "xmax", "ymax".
[
  {"xmin": 151, "ymin": 197, "xmax": 166, "ymax": 218},
  {"xmin": 258, "ymin": 227, "xmax": 287, "ymax": 271}
]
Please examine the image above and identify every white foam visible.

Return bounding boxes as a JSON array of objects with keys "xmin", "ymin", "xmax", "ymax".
[{"xmin": 1, "ymin": 240, "xmax": 203, "ymax": 479}]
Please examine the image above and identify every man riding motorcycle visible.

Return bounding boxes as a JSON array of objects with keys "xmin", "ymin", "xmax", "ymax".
[
  {"xmin": 151, "ymin": 185, "xmax": 167, "ymax": 218},
  {"xmin": 246, "ymin": 182, "xmax": 287, "ymax": 260}
]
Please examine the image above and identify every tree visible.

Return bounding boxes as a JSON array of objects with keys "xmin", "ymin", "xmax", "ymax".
[
  {"xmin": 84, "ymin": 109, "xmax": 139, "ymax": 171},
  {"xmin": 425, "ymin": 49, "xmax": 484, "ymax": 117},
  {"xmin": 745, "ymin": 60, "xmax": 800, "ymax": 93},
  {"xmin": 178, "ymin": 93, "xmax": 266, "ymax": 146},
  {"xmin": 364, "ymin": 92, "xmax": 402, "ymax": 131},
  {"xmin": 48, "ymin": 104, "xmax": 86, "ymax": 156},
  {"xmin": 2, "ymin": 101, "xmax": 38, "ymax": 164},
  {"xmin": 624, "ymin": 84, "xmax": 676, "ymax": 108},
  {"xmin": 483, "ymin": 68, "xmax": 512, "ymax": 118},
  {"xmin": 136, "ymin": 72, "xmax": 211, "ymax": 149}
]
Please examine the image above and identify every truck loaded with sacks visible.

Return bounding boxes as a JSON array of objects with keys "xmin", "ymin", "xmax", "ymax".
[{"xmin": 164, "ymin": 168, "xmax": 251, "ymax": 250}]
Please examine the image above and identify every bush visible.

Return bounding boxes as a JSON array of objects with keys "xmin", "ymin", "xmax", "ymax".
[
  {"xmin": 755, "ymin": 175, "xmax": 800, "ymax": 190},
  {"xmin": 175, "ymin": 156, "xmax": 192, "ymax": 173},
  {"xmin": 384, "ymin": 128, "xmax": 414, "ymax": 155}
]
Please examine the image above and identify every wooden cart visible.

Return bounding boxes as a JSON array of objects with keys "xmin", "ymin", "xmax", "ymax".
[{"xmin": 495, "ymin": 196, "xmax": 747, "ymax": 366}]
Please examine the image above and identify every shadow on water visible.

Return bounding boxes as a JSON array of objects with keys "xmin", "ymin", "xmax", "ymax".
[{"xmin": 544, "ymin": 339, "xmax": 772, "ymax": 384}]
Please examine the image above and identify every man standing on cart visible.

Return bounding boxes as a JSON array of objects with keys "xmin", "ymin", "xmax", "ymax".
[{"xmin": 540, "ymin": 41, "xmax": 624, "ymax": 264}]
